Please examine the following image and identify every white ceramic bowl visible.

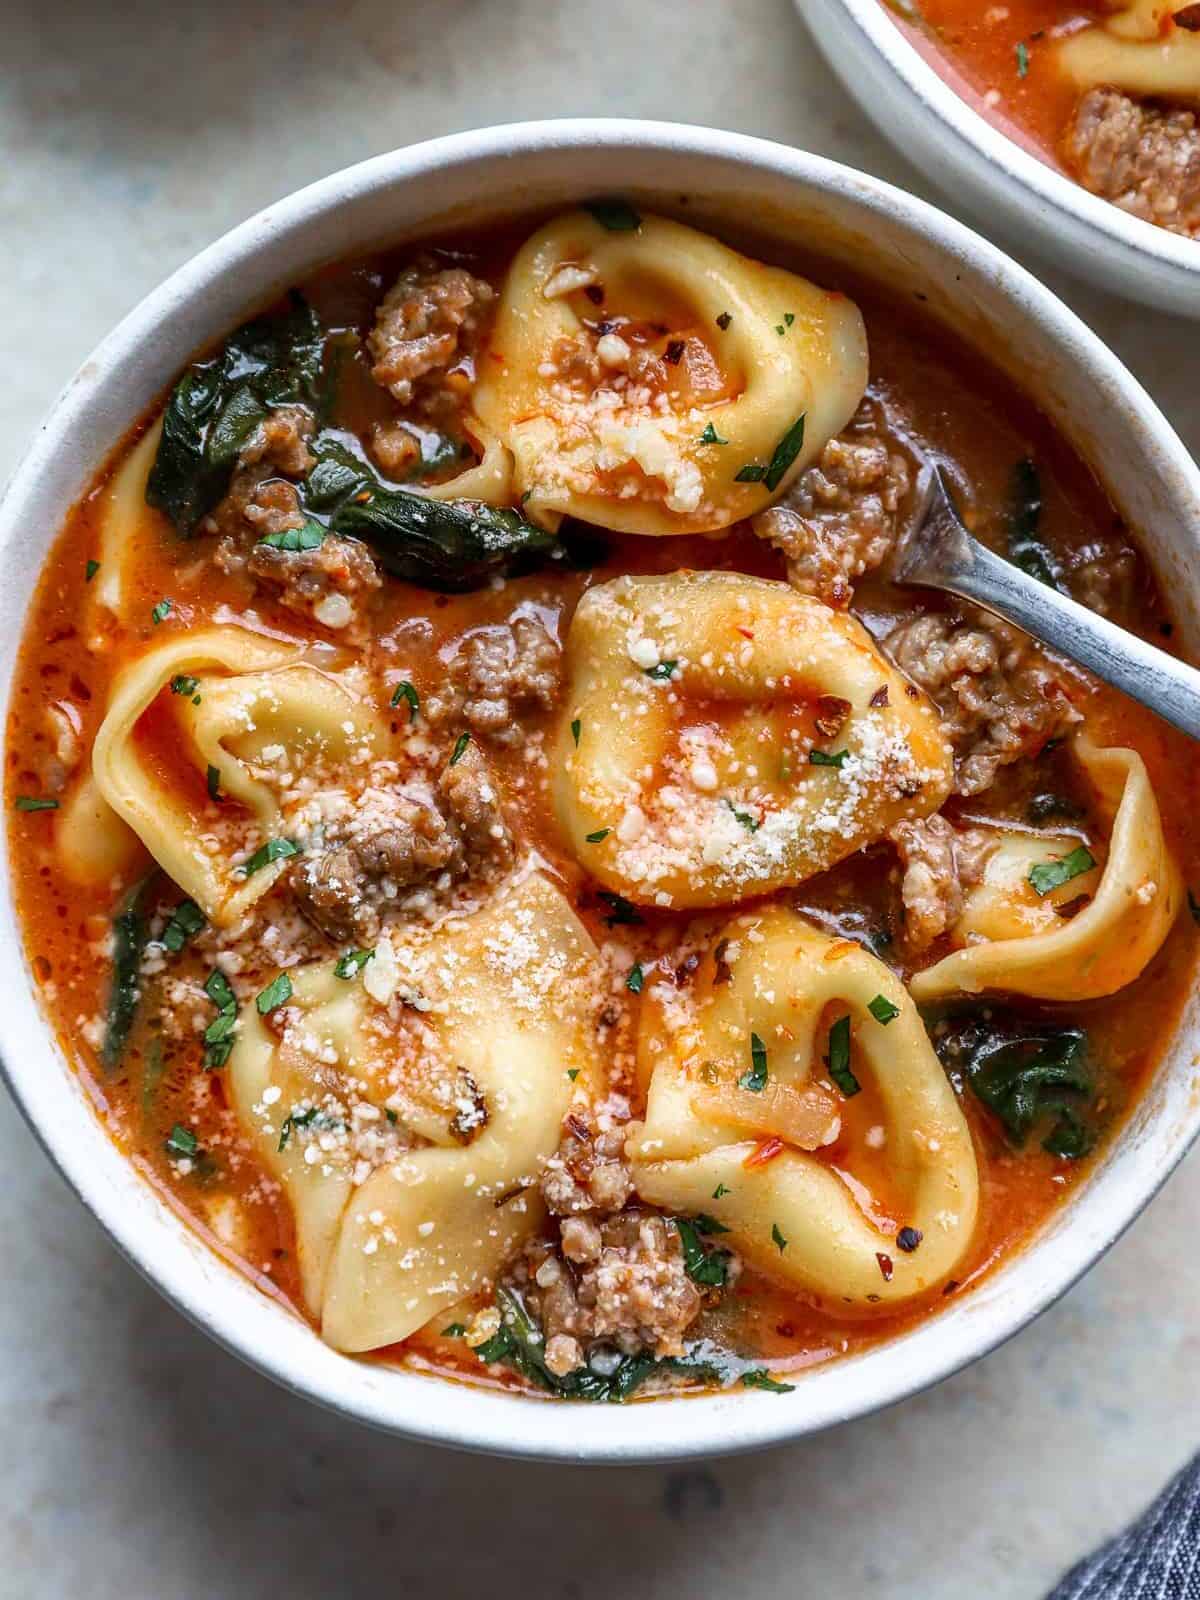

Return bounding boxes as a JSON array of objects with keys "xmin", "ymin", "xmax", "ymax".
[
  {"xmin": 3, "ymin": 120, "xmax": 1200, "ymax": 1463},
  {"xmin": 809, "ymin": 0, "xmax": 1200, "ymax": 315}
]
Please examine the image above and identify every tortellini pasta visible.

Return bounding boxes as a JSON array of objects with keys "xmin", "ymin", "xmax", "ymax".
[
  {"xmin": 472, "ymin": 211, "xmax": 868, "ymax": 536},
  {"xmin": 92, "ymin": 626, "xmax": 386, "ymax": 926},
  {"xmin": 554, "ymin": 572, "xmax": 953, "ymax": 909},
  {"xmin": 628, "ymin": 909, "xmax": 979, "ymax": 1303},
  {"xmin": 90, "ymin": 419, "xmax": 165, "ymax": 624},
  {"xmin": 55, "ymin": 773, "xmax": 145, "ymax": 888},
  {"xmin": 228, "ymin": 871, "xmax": 603, "ymax": 1352},
  {"xmin": 912, "ymin": 739, "xmax": 1181, "ymax": 1003},
  {"xmin": 1058, "ymin": 2, "xmax": 1200, "ymax": 102},
  {"xmin": 417, "ymin": 417, "xmax": 514, "ymax": 506}
]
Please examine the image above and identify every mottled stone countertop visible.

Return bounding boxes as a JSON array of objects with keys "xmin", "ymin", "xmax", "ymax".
[{"xmin": 2, "ymin": 3, "xmax": 1197, "ymax": 1596}]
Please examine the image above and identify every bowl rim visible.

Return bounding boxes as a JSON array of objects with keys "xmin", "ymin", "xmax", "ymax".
[
  {"xmin": 3, "ymin": 117, "xmax": 1200, "ymax": 1464},
  {"xmin": 822, "ymin": 0, "xmax": 1200, "ymax": 286}
]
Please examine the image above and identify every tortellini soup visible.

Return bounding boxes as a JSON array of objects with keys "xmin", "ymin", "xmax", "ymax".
[{"xmin": 8, "ymin": 205, "xmax": 1199, "ymax": 1402}]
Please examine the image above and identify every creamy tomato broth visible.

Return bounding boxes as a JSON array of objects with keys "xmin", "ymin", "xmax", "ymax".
[
  {"xmin": 8, "ymin": 207, "xmax": 1198, "ymax": 1402},
  {"xmin": 885, "ymin": 2, "xmax": 1200, "ymax": 236}
]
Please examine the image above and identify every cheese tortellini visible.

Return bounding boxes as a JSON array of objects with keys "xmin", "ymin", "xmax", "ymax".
[
  {"xmin": 628, "ymin": 909, "xmax": 979, "ymax": 1304},
  {"xmin": 912, "ymin": 739, "xmax": 1181, "ymax": 1003},
  {"xmin": 473, "ymin": 211, "xmax": 868, "ymax": 536},
  {"xmin": 228, "ymin": 872, "xmax": 603, "ymax": 1353},
  {"xmin": 1058, "ymin": 2, "xmax": 1200, "ymax": 102},
  {"xmin": 90, "ymin": 418, "xmax": 165, "ymax": 625},
  {"xmin": 554, "ymin": 572, "xmax": 953, "ymax": 908},
  {"xmin": 92, "ymin": 626, "xmax": 386, "ymax": 926}
]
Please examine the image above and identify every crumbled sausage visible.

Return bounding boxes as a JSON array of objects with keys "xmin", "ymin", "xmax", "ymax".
[
  {"xmin": 541, "ymin": 1118, "xmax": 634, "ymax": 1218},
  {"xmin": 437, "ymin": 740, "xmax": 515, "ymax": 872},
  {"xmin": 295, "ymin": 750, "xmax": 512, "ymax": 943},
  {"xmin": 751, "ymin": 398, "xmax": 912, "ymax": 606},
  {"xmin": 891, "ymin": 814, "xmax": 996, "ymax": 949},
  {"xmin": 427, "ymin": 617, "xmax": 562, "ymax": 744},
  {"xmin": 1067, "ymin": 541, "xmax": 1140, "ymax": 619},
  {"xmin": 526, "ymin": 1210, "xmax": 703, "ymax": 1363},
  {"xmin": 1063, "ymin": 88, "xmax": 1200, "ymax": 236},
  {"xmin": 885, "ymin": 610, "xmax": 1080, "ymax": 795},
  {"xmin": 238, "ymin": 405, "xmax": 316, "ymax": 478},
  {"xmin": 367, "ymin": 260, "xmax": 495, "ymax": 408}
]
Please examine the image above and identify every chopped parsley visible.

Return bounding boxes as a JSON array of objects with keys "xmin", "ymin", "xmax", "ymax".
[
  {"xmin": 825, "ymin": 1013, "xmax": 860, "ymax": 1097},
  {"xmin": 277, "ymin": 1106, "xmax": 319, "ymax": 1153},
  {"xmin": 725, "ymin": 799, "xmax": 760, "ymax": 832},
  {"xmin": 390, "ymin": 680, "xmax": 419, "ymax": 718},
  {"xmin": 809, "ymin": 748, "xmax": 848, "ymax": 769},
  {"xmin": 740, "ymin": 1031, "xmax": 768, "ymax": 1092},
  {"xmin": 237, "ymin": 837, "xmax": 299, "ymax": 878},
  {"xmin": 14, "ymin": 796, "xmax": 58, "ymax": 812},
  {"xmin": 570, "ymin": 717, "xmax": 581, "ymax": 747},
  {"xmin": 771, "ymin": 1222, "xmax": 789, "ymax": 1253},
  {"xmin": 165, "ymin": 1124, "xmax": 199, "ymax": 1159},
  {"xmin": 85, "ymin": 559, "xmax": 100, "ymax": 582},
  {"xmin": 202, "ymin": 969, "xmax": 239, "ymax": 1069},
  {"xmin": 256, "ymin": 973, "xmax": 293, "ymax": 1015},
  {"xmin": 442, "ymin": 1323, "xmax": 467, "ymax": 1338},
  {"xmin": 645, "ymin": 660, "xmax": 678, "ymax": 681},
  {"xmin": 161, "ymin": 899, "xmax": 205, "ymax": 953},
  {"xmin": 712, "ymin": 1183, "xmax": 731, "ymax": 1200},
  {"xmin": 258, "ymin": 519, "xmax": 325, "ymax": 552},
  {"xmin": 716, "ymin": 311, "xmax": 732, "ymax": 330},
  {"xmin": 598, "ymin": 891, "xmax": 643, "ymax": 927},
  {"xmin": 334, "ymin": 948, "xmax": 374, "ymax": 980},
  {"xmin": 449, "ymin": 731, "xmax": 471, "ymax": 767},
  {"xmin": 741, "ymin": 1368, "xmax": 795, "ymax": 1394},
  {"xmin": 868, "ymin": 994, "xmax": 900, "ymax": 1025},
  {"xmin": 586, "ymin": 827, "xmax": 611, "ymax": 843},
  {"xmin": 735, "ymin": 462, "xmax": 766, "ymax": 483},
  {"xmin": 739, "ymin": 413, "xmax": 809, "ymax": 493},
  {"xmin": 585, "ymin": 199, "xmax": 642, "ymax": 232},
  {"xmin": 783, "ymin": 312, "xmax": 795, "ymax": 327},
  {"xmin": 567, "ymin": 1068, "xmax": 580, "ymax": 1082},
  {"xmin": 206, "ymin": 764, "xmax": 222, "ymax": 802},
  {"xmin": 675, "ymin": 1217, "xmax": 730, "ymax": 1289},
  {"xmin": 1016, "ymin": 39, "xmax": 1029, "ymax": 76},
  {"xmin": 698, "ymin": 422, "xmax": 728, "ymax": 446},
  {"xmin": 170, "ymin": 674, "xmax": 200, "ymax": 699},
  {"xmin": 626, "ymin": 962, "xmax": 645, "ymax": 994},
  {"xmin": 1028, "ymin": 845, "xmax": 1095, "ymax": 898},
  {"xmin": 151, "ymin": 598, "xmax": 173, "ymax": 625}
]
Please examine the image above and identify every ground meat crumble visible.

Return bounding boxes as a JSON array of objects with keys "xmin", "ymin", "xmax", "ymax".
[
  {"xmin": 367, "ymin": 259, "xmax": 496, "ymax": 410},
  {"xmin": 1063, "ymin": 87, "xmax": 1200, "ymax": 237},
  {"xmin": 751, "ymin": 397, "xmax": 913, "ymax": 606},
  {"xmin": 885, "ymin": 609, "xmax": 1081, "ymax": 796},
  {"xmin": 507, "ymin": 1114, "xmax": 712, "ymax": 1375},
  {"xmin": 293, "ymin": 743, "xmax": 513, "ymax": 944},
  {"xmin": 426, "ymin": 617, "xmax": 562, "ymax": 743},
  {"xmin": 891, "ymin": 813, "xmax": 996, "ymax": 949}
]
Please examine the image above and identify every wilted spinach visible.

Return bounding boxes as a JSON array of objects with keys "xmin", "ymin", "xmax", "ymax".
[
  {"xmin": 932, "ymin": 1013, "xmax": 1097, "ymax": 1158},
  {"xmin": 330, "ymin": 489, "xmax": 558, "ymax": 591},
  {"xmin": 101, "ymin": 874, "xmax": 156, "ymax": 1071},
  {"xmin": 1006, "ymin": 458, "xmax": 1064, "ymax": 593},
  {"xmin": 146, "ymin": 292, "xmax": 325, "ymax": 535}
]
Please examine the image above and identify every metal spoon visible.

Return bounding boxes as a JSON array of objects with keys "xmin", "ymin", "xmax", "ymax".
[{"xmin": 892, "ymin": 468, "xmax": 1200, "ymax": 743}]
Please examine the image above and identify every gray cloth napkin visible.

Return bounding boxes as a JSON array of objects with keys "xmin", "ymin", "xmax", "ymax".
[{"xmin": 1050, "ymin": 1456, "xmax": 1200, "ymax": 1599}]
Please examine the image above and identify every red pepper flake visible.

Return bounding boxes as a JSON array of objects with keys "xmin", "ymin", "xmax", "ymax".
[
  {"xmin": 942, "ymin": 1279, "xmax": 960, "ymax": 1296},
  {"xmin": 875, "ymin": 1251, "xmax": 894, "ymax": 1282},
  {"xmin": 736, "ymin": 626, "xmax": 755, "ymax": 640},
  {"xmin": 814, "ymin": 695, "xmax": 851, "ymax": 737},
  {"xmin": 712, "ymin": 938, "xmax": 733, "ymax": 985},
  {"xmin": 583, "ymin": 283, "xmax": 605, "ymax": 304},
  {"xmin": 896, "ymin": 1226, "xmax": 923, "ymax": 1253},
  {"xmin": 869, "ymin": 684, "xmax": 889, "ymax": 708},
  {"xmin": 904, "ymin": 684, "xmax": 919, "ymax": 700},
  {"xmin": 744, "ymin": 1137, "xmax": 785, "ymax": 1169},
  {"xmin": 565, "ymin": 1113, "xmax": 592, "ymax": 1143},
  {"xmin": 664, "ymin": 339, "xmax": 685, "ymax": 365}
]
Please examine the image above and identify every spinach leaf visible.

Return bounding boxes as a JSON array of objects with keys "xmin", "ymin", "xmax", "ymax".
[
  {"xmin": 675, "ymin": 1217, "xmax": 731, "ymax": 1289},
  {"xmin": 1006, "ymin": 458, "xmax": 1063, "ymax": 592},
  {"xmin": 473, "ymin": 1286, "xmax": 723, "ymax": 1402},
  {"xmin": 146, "ymin": 292, "xmax": 324, "ymax": 535},
  {"xmin": 101, "ymin": 875, "xmax": 156, "ymax": 1072},
  {"xmin": 933, "ymin": 1015, "xmax": 1097, "ymax": 1158},
  {"xmin": 330, "ymin": 489, "xmax": 557, "ymax": 591}
]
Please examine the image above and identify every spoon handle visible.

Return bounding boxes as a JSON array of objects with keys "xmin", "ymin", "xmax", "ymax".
[{"xmin": 895, "ymin": 472, "xmax": 1200, "ymax": 744}]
